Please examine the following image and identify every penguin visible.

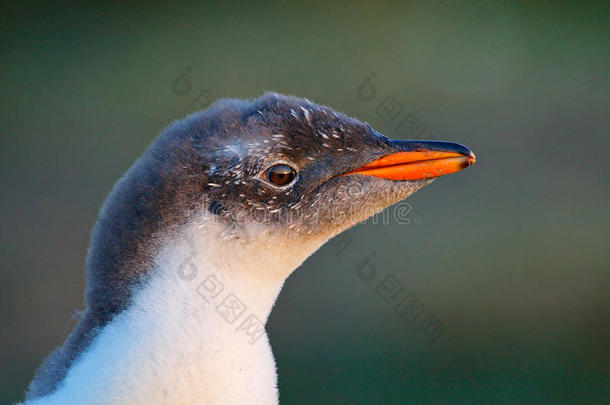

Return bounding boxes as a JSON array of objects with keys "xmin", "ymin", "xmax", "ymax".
[{"xmin": 23, "ymin": 92, "xmax": 475, "ymax": 404}]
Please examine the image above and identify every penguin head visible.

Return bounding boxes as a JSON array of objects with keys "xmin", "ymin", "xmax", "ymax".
[{"xmin": 156, "ymin": 93, "xmax": 474, "ymax": 239}]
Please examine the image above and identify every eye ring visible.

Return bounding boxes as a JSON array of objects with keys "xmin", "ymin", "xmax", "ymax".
[{"xmin": 264, "ymin": 164, "xmax": 297, "ymax": 187}]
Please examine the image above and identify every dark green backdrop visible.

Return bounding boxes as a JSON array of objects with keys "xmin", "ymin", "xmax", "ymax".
[{"xmin": 2, "ymin": 1, "xmax": 608, "ymax": 403}]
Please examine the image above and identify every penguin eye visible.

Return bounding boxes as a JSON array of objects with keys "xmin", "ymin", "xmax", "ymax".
[{"xmin": 265, "ymin": 164, "xmax": 297, "ymax": 187}]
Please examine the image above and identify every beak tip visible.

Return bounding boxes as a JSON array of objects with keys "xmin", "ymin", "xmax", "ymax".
[{"xmin": 466, "ymin": 151, "xmax": 476, "ymax": 166}]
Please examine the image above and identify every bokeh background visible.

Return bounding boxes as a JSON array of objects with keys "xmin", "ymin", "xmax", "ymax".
[{"xmin": 2, "ymin": 1, "xmax": 609, "ymax": 404}]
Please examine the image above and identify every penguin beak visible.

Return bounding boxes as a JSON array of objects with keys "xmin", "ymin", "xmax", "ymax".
[{"xmin": 347, "ymin": 140, "xmax": 476, "ymax": 180}]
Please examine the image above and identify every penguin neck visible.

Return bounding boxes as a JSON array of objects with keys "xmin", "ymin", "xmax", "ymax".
[
  {"xmin": 116, "ymin": 216, "xmax": 327, "ymax": 402},
  {"xmin": 169, "ymin": 216, "xmax": 328, "ymax": 318},
  {"xmin": 35, "ymin": 216, "xmax": 326, "ymax": 405},
  {"xmin": 168, "ymin": 220, "xmax": 290, "ymax": 322}
]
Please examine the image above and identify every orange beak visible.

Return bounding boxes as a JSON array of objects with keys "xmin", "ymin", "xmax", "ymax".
[{"xmin": 347, "ymin": 141, "xmax": 476, "ymax": 180}]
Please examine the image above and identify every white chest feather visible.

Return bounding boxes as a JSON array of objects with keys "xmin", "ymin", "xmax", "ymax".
[{"xmin": 27, "ymin": 219, "xmax": 327, "ymax": 405}]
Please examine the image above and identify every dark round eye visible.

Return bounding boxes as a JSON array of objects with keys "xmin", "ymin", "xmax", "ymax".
[{"xmin": 266, "ymin": 164, "xmax": 297, "ymax": 186}]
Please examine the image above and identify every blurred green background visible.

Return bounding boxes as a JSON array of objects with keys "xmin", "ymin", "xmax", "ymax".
[{"xmin": 2, "ymin": 1, "xmax": 609, "ymax": 404}]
